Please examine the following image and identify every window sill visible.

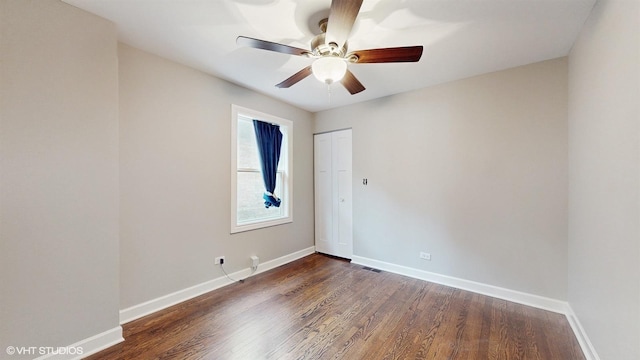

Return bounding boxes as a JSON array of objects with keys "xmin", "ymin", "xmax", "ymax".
[{"xmin": 231, "ymin": 217, "xmax": 293, "ymax": 234}]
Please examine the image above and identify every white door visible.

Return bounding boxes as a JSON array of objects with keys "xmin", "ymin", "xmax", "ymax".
[
  {"xmin": 314, "ymin": 129, "xmax": 352, "ymax": 259},
  {"xmin": 314, "ymin": 133, "xmax": 333, "ymax": 255}
]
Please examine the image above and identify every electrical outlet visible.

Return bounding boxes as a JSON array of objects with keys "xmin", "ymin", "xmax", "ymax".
[
  {"xmin": 419, "ymin": 252, "xmax": 431, "ymax": 261},
  {"xmin": 250, "ymin": 255, "xmax": 259, "ymax": 268},
  {"xmin": 214, "ymin": 256, "xmax": 225, "ymax": 265}
]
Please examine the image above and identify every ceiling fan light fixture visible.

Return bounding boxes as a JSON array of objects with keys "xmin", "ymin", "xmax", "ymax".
[{"xmin": 312, "ymin": 57, "xmax": 347, "ymax": 84}]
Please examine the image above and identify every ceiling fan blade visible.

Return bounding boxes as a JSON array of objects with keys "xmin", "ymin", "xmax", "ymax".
[
  {"xmin": 326, "ymin": 0, "xmax": 364, "ymax": 49},
  {"xmin": 348, "ymin": 46, "xmax": 424, "ymax": 63},
  {"xmin": 237, "ymin": 36, "xmax": 310, "ymax": 56},
  {"xmin": 340, "ymin": 69, "xmax": 365, "ymax": 95},
  {"xmin": 276, "ymin": 66, "xmax": 313, "ymax": 88}
]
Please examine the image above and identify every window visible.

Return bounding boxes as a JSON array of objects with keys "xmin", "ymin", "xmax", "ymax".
[{"xmin": 231, "ymin": 105, "xmax": 293, "ymax": 233}]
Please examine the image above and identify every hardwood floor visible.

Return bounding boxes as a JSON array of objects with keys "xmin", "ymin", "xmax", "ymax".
[{"xmin": 86, "ymin": 254, "xmax": 585, "ymax": 359}]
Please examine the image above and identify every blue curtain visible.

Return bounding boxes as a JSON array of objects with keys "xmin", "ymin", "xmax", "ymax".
[{"xmin": 253, "ymin": 120, "xmax": 283, "ymax": 208}]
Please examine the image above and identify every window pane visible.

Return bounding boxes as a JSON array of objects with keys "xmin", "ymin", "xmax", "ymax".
[
  {"xmin": 237, "ymin": 118, "xmax": 261, "ymax": 169},
  {"xmin": 237, "ymin": 171, "xmax": 284, "ymax": 224}
]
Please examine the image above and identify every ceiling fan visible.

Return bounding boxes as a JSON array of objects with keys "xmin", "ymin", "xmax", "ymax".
[{"xmin": 236, "ymin": 0, "xmax": 423, "ymax": 95}]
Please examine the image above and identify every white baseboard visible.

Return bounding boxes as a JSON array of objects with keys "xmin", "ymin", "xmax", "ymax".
[
  {"xmin": 351, "ymin": 255, "xmax": 568, "ymax": 314},
  {"xmin": 34, "ymin": 326, "xmax": 123, "ymax": 360},
  {"xmin": 565, "ymin": 305, "xmax": 601, "ymax": 360},
  {"xmin": 119, "ymin": 246, "xmax": 316, "ymax": 324}
]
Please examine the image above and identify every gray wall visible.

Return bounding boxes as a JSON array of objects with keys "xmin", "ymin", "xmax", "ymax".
[
  {"xmin": 315, "ymin": 58, "xmax": 569, "ymax": 300},
  {"xmin": 0, "ymin": 0, "xmax": 120, "ymax": 355},
  {"xmin": 567, "ymin": 0, "xmax": 640, "ymax": 358},
  {"xmin": 118, "ymin": 44, "xmax": 315, "ymax": 309}
]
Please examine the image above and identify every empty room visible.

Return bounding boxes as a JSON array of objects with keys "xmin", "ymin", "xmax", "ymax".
[{"xmin": 1, "ymin": 0, "xmax": 638, "ymax": 359}]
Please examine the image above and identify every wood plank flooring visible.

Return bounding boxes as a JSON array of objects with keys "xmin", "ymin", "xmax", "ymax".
[{"xmin": 86, "ymin": 253, "xmax": 585, "ymax": 359}]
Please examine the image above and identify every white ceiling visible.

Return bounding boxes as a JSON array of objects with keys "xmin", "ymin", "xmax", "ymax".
[{"xmin": 63, "ymin": 0, "xmax": 595, "ymax": 113}]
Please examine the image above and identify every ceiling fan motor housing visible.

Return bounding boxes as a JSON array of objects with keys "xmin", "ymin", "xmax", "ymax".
[
  {"xmin": 311, "ymin": 19, "xmax": 347, "ymax": 58},
  {"xmin": 311, "ymin": 34, "xmax": 347, "ymax": 57}
]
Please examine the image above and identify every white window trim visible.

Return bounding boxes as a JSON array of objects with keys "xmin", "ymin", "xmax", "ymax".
[{"xmin": 231, "ymin": 104, "xmax": 293, "ymax": 233}]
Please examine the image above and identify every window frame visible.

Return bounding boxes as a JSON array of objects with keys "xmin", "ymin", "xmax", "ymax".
[{"xmin": 230, "ymin": 104, "xmax": 293, "ymax": 233}]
